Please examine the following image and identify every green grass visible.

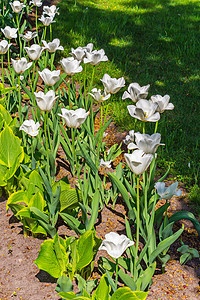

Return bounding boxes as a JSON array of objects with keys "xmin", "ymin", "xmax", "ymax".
[{"xmin": 53, "ymin": 0, "xmax": 200, "ymax": 185}]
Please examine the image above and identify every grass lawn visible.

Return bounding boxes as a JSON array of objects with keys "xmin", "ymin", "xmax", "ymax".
[{"xmin": 54, "ymin": 0, "xmax": 200, "ymax": 186}]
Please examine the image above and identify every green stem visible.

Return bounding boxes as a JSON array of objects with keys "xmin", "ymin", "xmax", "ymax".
[
  {"xmin": 16, "ymin": 14, "xmax": 22, "ymax": 57},
  {"xmin": 35, "ymin": 7, "xmax": 39, "ymax": 44},
  {"xmin": 18, "ymin": 75, "xmax": 22, "ymax": 124},
  {"xmin": 142, "ymin": 122, "xmax": 145, "ymax": 133},
  {"xmin": 47, "ymin": 112, "xmax": 53, "ymax": 152},
  {"xmin": 50, "ymin": 24, "xmax": 52, "ymax": 41},
  {"xmin": 51, "ymin": 53, "xmax": 55, "ymax": 71},
  {"xmin": 83, "ymin": 64, "xmax": 87, "ymax": 108},
  {"xmin": 68, "ymin": 76, "xmax": 71, "ymax": 108},
  {"xmin": 154, "ymin": 121, "xmax": 158, "ymax": 133},
  {"xmin": 71, "ymin": 127, "xmax": 82, "ymax": 193},
  {"xmin": 164, "ymin": 199, "xmax": 168, "ymax": 228},
  {"xmin": 43, "ymin": 26, "xmax": 47, "ymax": 42},
  {"xmin": 1, "ymin": 54, "xmax": 5, "ymax": 98},
  {"xmin": 135, "ymin": 176, "xmax": 140, "ymax": 279},
  {"xmin": 115, "ymin": 259, "xmax": 118, "ymax": 290}
]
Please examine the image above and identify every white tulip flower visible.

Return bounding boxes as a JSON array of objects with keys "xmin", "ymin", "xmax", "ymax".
[
  {"xmin": 34, "ymin": 90, "xmax": 58, "ymax": 112},
  {"xmin": 155, "ymin": 182, "xmax": 182, "ymax": 200},
  {"xmin": 83, "ymin": 49, "xmax": 108, "ymax": 65},
  {"xmin": 128, "ymin": 132, "xmax": 164, "ymax": 153},
  {"xmin": 29, "ymin": 0, "xmax": 42, "ymax": 7},
  {"xmin": 127, "ymin": 99, "xmax": 160, "ymax": 122},
  {"xmin": 19, "ymin": 31, "xmax": 37, "ymax": 42},
  {"xmin": 124, "ymin": 150, "xmax": 153, "ymax": 175},
  {"xmin": 70, "ymin": 47, "xmax": 86, "ymax": 61},
  {"xmin": 43, "ymin": 5, "xmax": 59, "ymax": 17},
  {"xmin": 42, "ymin": 39, "xmax": 64, "ymax": 53},
  {"xmin": 122, "ymin": 83, "xmax": 150, "ymax": 103},
  {"xmin": 99, "ymin": 232, "xmax": 134, "ymax": 259},
  {"xmin": 99, "ymin": 159, "xmax": 112, "ymax": 168},
  {"xmin": 123, "ymin": 130, "xmax": 135, "ymax": 145},
  {"xmin": 82, "ymin": 43, "xmax": 93, "ymax": 53},
  {"xmin": 38, "ymin": 69, "xmax": 60, "ymax": 86},
  {"xmin": 11, "ymin": 57, "xmax": 32, "ymax": 74},
  {"xmin": 1, "ymin": 26, "xmax": 18, "ymax": 39},
  {"xmin": 60, "ymin": 57, "xmax": 83, "ymax": 76},
  {"xmin": 58, "ymin": 108, "xmax": 89, "ymax": 128},
  {"xmin": 39, "ymin": 15, "xmax": 56, "ymax": 26},
  {"xmin": 101, "ymin": 74, "xmax": 125, "ymax": 94},
  {"xmin": 24, "ymin": 44, "xmax": 44, "ymax": 61},
  {"xmin": 89, "ymin": 88, "xmax": 110, "ymax": 102},
  {"xmin": 19, "ymin": 120, "xmax": 40, "ymax": 137},
  {"xmin": 150, "ymin": 94, "xmax": 174, "ymax": 113},
  {"xmin": 0, "ymin": 40, "xmax": 12, "ymax": 55},
  {"xmin": 10, "ymin": 1, "xmax": 26, "ymax": 13}
]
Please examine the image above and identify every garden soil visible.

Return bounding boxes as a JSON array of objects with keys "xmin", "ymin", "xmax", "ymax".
[{"xmin": 0, "ymin": 113, "xmax": 200, "ymax": 300}]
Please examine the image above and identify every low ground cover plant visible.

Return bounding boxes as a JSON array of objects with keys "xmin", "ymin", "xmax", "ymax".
[{"xmin": 0, "ymin": 0, "xmax": 200, "ymax": 298}]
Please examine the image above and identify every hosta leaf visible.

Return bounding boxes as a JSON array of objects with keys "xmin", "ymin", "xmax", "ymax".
[
  {"xmin": 111, "ymin": 287, "xmax": 148, "ymax": 300},
  {"xmin": 0, "ymin": 126, "xmax": 24, "ymax": 168},
  {"xmin": 60, "ymin": 189, "xmax": 81, "ymax": 211}
]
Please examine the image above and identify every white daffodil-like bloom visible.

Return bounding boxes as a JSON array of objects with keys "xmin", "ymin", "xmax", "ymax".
[
  {"xmin": 10, "ymin": 1, "xmax": 26, "ymax": 13},
  {"xmin": 1, "ymin": 26, "xmax": 18, "ymax": 39},
  {"xmin": 83, "ymin": 49, "xmax": 108, "ymax": 65},
  {"xmin": 60, "ymin": 57, "xmax": 83, "ymax": 76},
  {"xmin": 24, "ymin": 44, "xmax": 44, "ymax": 61},
  {"xmin": 43, "ymin": 5, "xmax": 59, "ymax": 17},
  {"xmin": 29, "ymin": 0, "xmax": 42, "ymax": 7},
  {"xmin": 128, "ymin": 132, "xmax": 164, "ymax": 153},
  {"xmin": 124, "ymin": 150, "xmax": 154, "ymax": 175},
  {"xmin": 42, "ymin": 39, "xmax": 64, "ymax": 53},
  {"xmin": 101, "ymin": 74, "xmax": 125, "ymax": 94},
  {"xmin": 123, "ymin": 130, "xmax": 135, "ymax": 145},
  {"xmin": 58, "ymin": 108, "xmax": 89, "ymax": 128},
  {"xmin": 34, "ymin": 90, "xmax": 58, "ymax": 112},
  {"xmin": 38, "ymin": 69, "xmax": 60, "ymax": 86},
  {"xmin": 39, "ymin": 15, "xmax": 56, "ymax": 26},
  {"xmin": 11, "ymin": 57, "xmax": 32, "ymax": 74},
  {"xmin": 150, "ymin": 94, "xmax": 174, "ymax": 113},
  {"xmin": 19, "ymin": 120, "xmax": 40, "ymax": 137},
  {"xmin": 99, "ymin": 159, "xmax": 112, "ymax": 168},
  {"xmin": 122, "ymin": 83, "xmax": 150, "ymax": 103},
  {"xmin": 99, "ymin": 232, "xmax": 134, "ymax": 259},
  {"xmin": 155, "ymin": 182, "xmax": 182, "ymax": 200},
  {"xmin": 70, "ymin": 47, "xmax": 86, "ymax": 61},
  {"xmin": 127, "ymin": 99, "xmax": 160, "ymax": 122},
  {"xmin": 89, "ymin": 88, "xmax": 111, "ymax": 102},
  {"xmin": 0, "ymin": 40, "xmax": 12, "ymax": 54},
  {"xmin": 19, "ymin": 31, "xmax": 37, "ymax": 42}
]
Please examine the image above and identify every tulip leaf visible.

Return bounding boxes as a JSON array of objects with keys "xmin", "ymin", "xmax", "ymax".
[
  {"xmin": 77, "ymin": 138, "xmax": 98, "ymax": 174},
  {"xmin": 92, "ymin": 273, "xmax": 110, "ymax": 300},
  {"xmin": 149, "ymin": 225, "xmax": 184, "ymax": 263},
  {"xmin": 168, "ymin": 211, "xmax": 200, "ymax": 235}
]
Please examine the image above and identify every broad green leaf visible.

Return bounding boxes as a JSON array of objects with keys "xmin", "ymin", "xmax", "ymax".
[
  {"xmin": 6, "ymin": 190, "xmax": 28, "ymax": 210},
  {"xmin": 34, "ymin": 234, "xmax": 67, "ymax": 278},
  {"xmin": 28, "ymin": 192, "xmax": 45, "ymax": 211},
  {"xmin": 0, "ymin": 126, "xmax": 24, "ymax": 168},
  {"xmin": 0, "ymin": 104, "xmax": 12, "ymax": 125},
  {"xmin": 77, "ymin": 231, "xmax": 94, "ymax": 270},
  {"xmin": 92, "ymin": 274, "xmax": 110, "ymax": 300},
  {"xmin": 111, "ymin": 287, "xmax": 148, "ymax": 300},
  {"xmin": 60, "ymin": 189, "xmax": 81, "ymax": 211}
]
